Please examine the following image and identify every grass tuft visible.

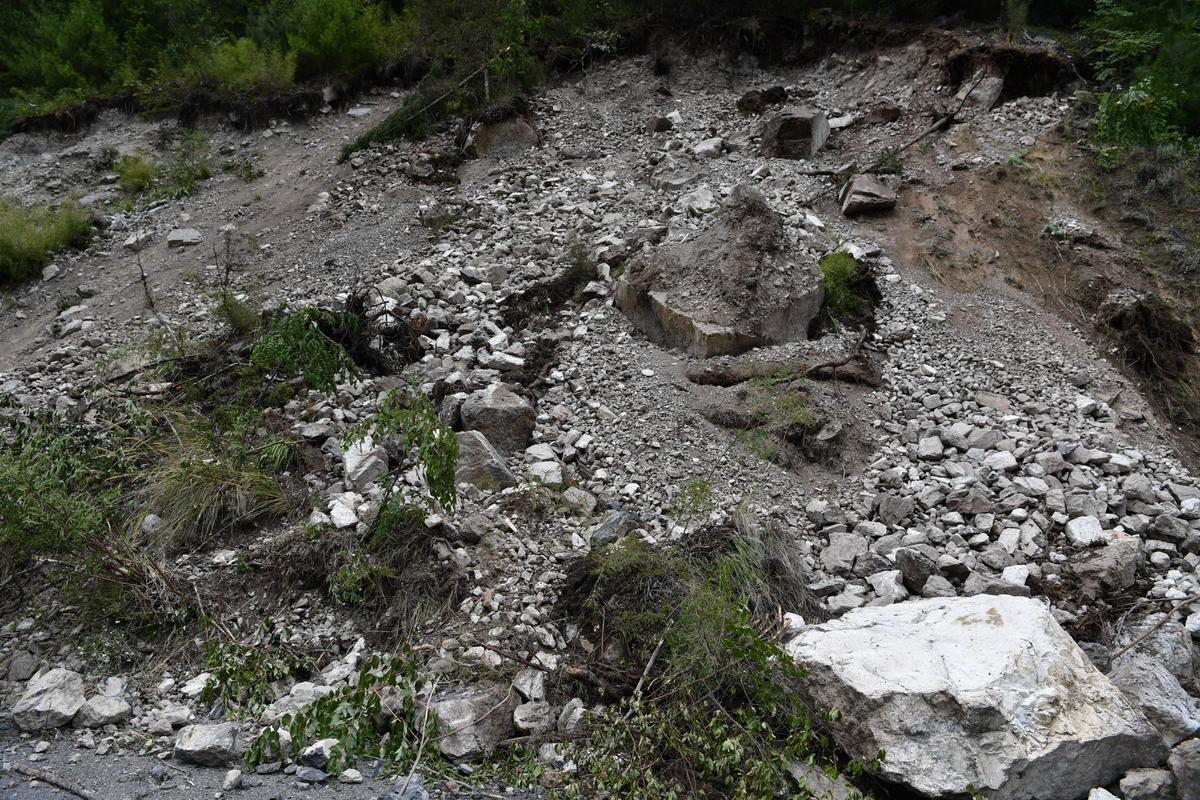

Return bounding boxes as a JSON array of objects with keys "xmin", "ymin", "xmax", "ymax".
[{"xmin": 0, "ymin": 199, "xmax": 92, "ymax": 285}]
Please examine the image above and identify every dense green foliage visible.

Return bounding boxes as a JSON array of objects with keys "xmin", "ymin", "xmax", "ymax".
[
  {"xmin": 0, "ymin": 199, "xmax": 92, "ymax": 285},
  {"xmin": 1086, "ymin": 0, "xmax": 1200, "ymax": 143},
  {"xmin": 251, "ymin": 307, "xmax": 362, "ymax": 395},
  {"xmin": 2, "ymin": 0, "xmax": 1196, "ymax": 155}
]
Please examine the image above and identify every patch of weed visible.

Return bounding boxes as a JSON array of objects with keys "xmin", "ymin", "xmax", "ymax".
[
  {"xmin": 114, "ymin": 153, "xmax": 158, "ymax": 194},
  {"xmin": 819, "ymin": 251, "xmax": 868, "ymax": 321}
]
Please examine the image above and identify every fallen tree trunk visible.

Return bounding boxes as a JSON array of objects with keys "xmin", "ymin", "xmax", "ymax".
[{"xmin": 687, "ymin": 356, "xmax": 879, "ymax": 388}]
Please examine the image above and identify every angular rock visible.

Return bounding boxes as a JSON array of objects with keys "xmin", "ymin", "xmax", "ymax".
[
  {"xmin": 785, "ymin": 595, "xmax": 1165, "ymax": 799},
  {"xmin": 1109, "ymin": 654, "xmax": 1200, "ymax": 746},
  {"xmin": 896, "ymin": 548, "xmax": 939, "ymax": 594},
  {"xmin": 1065, "ymin": 515, "xmax": 1105, "ymax": 547},
  {"xmin": 7, "ymin": 651, "xmax": 37, "ymax": 682},
  {"xmin": 956, "ymin": 67, "xmax": 1006, "ymax": 112},
  {"xmin": 760, "ymin": 108, "xmax": 830, "ymax": 159},
  {"xmin": 260, "ymin": 681, "xmax": 334, "ymax": 723},
  {"xmin": 840, "ymin": 175, "xmax": 897, "ymax": 216},
  {"xmin": 175, "ymin": 722, "xmax": 238, "ymax": 766},
  {"xmin": 456, "ymin": 430, "xmax": 517, "ymax": 490},
  {"xmin": 1073, "ymin": 533, "xmax": 1141, "ymax": 600},
  {"xmin": 513, "ymin": 701, "xmax": 553, "ymax": 734},
  {"xmin": 343, "ymin": 436, "xmax": 388, "ymax": 491},
  {"xmin": 12, "ymin": 668, "xmax": 85, "ymax": 731},
  {"xmin": 73, "ymin": 695, "xmax": 132, "ymax": 728},
  {"xmin": 962, "ymin": 571, "xmax": 1031, "ymax": 597},
  {"xmin": 821, "ymin": 532, "xmax": 867, "ymax": 576},
  {"xmin": 460, "ymin": 384, "xmax": 535, "ymax": 455},
  {"xmin": 615, "ymin": 185, "xmax": 822, "ymax": 357},
  {"xmin": 166, "ymin": 228, "xmax": 202, "ymax": 248},
  {"xmin": 430, "ymin": 684, "xmax": 517, "ymax": 761},
  {"xmin": 1119, "ymin": 768, "xmax": 1176, "ymax": 800},
  {"xmin": 1168, "ymin": 738, "xmax": 1200, "ymax": 800}
]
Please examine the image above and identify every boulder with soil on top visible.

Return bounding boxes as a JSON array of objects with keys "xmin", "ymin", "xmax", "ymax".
[{"xmin": 615, "ymin": 185, "xmax": 824, "ymax": 358}]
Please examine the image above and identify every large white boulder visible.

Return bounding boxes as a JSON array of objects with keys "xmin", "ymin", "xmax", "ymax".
[
  {"xmin": 785, "ymin": 596, "xmax": 1165, "ymax": 800},
  {"xmin": 12, "ymin": 668, "xmax": 85, "ymax": 731}
]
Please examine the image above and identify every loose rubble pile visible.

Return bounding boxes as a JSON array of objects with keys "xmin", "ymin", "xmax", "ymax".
[{"xmin": 2, "ymin": 26, "xmax": 1199, "ymax": 800}]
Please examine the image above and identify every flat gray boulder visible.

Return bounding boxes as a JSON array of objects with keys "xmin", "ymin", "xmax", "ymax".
[
  {"xmin": 175, "ymin": 722, "xmax": 239, "ymax": 766},
  {"xmin": 12, "ymin": 668, "xmax": 85, "ymax": 731},
  {"xmin": 785, "ymin": 595, "xmax": 1165, "ymax": 799},
  {"xmin": 429, "ymin": 684, "xmax": 517, "ymax": 761},
  {"xmin": 73, "ymin": 695, "xmax": 132, "ymax": 728},
  {"xmin": 167, "ymin": 228, "xmax": 203, "ymax": 248}
]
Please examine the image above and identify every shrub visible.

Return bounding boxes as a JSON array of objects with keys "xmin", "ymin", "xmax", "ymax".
[
  {"xmin": 0, "ymin": 199, "xmax": 92, "ymax": 285},
  {"xmin": 1094, "ymin": 77, "xmax": 1187, "ymax": 148},
  {"xmin": 115, "ymin": 154, "xmax": 158, "ymax": 194},
  {"xmin": 287, "ymin": 0, "xmax": 400, "ymax": 80},
  {"xmin": 819, "ymin": 251, "xmax": 867, "ymax": 320},
  {"xmin": 202, "ymin": 626, "xmax": 311, "ymax": 716},
  {"xmin": 349, "ymin": 389, "xmax": 459, "ymax": 512},
  {"xmin": 182, "ymin": 37, "xmax": 296, "ymax": 94},
  {"xmin": 251, "ymin": 307, "xmax": 362, "ymax": 395}
]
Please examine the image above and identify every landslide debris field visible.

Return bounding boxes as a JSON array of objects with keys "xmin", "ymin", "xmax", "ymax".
[{"xmin": 2, "ymin": 21, "xmax": 1200, "ymax": 800}]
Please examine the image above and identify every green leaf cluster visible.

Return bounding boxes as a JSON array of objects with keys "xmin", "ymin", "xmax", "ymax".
[{"xmin": 250, "ymin": 307, "xmax": 361, "ymax": 396}]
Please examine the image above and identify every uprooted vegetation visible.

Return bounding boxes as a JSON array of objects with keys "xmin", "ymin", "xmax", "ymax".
[{"xmin": 550, "ymin": 525, "xmax": 870, "ymax": 800}]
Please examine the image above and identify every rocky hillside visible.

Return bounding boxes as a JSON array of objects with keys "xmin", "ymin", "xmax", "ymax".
[{"xmin": 1, "ymin": 24, "xmax": 1198, "ymax": 800}]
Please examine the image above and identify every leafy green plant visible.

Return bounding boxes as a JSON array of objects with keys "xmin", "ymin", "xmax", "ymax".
[
  {"xmin": 348, "ymin": 390, "xmax": 458, "ymax": 512},
  {"xmin": 251, "ymin": 307, "xmax": 361, "ymax": 395},
  {"xmin": 0, "ymin": 198, "xmax": 92, "ymax": 285},
  {"xmin": 159, "ymin": 129, "xmax": 212, "ymax": 199},
  {"xmin": 1094, "ymin": 77, "xmax": 1188, "ymax": 149},
  {"xmin": 247, "ymin": 652, "xmax": 431, "ymax": 773},
  {"xmin": 114, "ymin": 154, "xmax": 158, "ymax": 194},
  {"xmin": 202, "ymin": 625, "xmax": 310, "ymax": 716}
]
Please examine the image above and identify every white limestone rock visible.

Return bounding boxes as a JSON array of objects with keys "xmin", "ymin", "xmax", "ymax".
[{"xmin": 785, "ymin": 595, "xmax": 1165, "ymax": 799}]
